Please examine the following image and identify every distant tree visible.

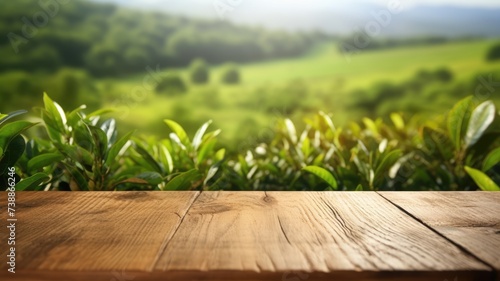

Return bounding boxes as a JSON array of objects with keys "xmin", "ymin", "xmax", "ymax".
[
  {"xmin": 85, "ymin": 44, "xmax": 122, "ymax": 77},
  {"xmin": 124, "ymin": 46, "xmax": 151, "ymax": 71},
  {"xmin": 189, "ymin": 58, "xmax": 209, "ymax": 84},
  {"xmin": 156, "ymin": 73, "xmax": 187, "ymax": 95},
  {"xmin": 46, "ymin": 68, "xmax": 99, "ymax": 110},
  {"xmin": 221, "ymin": 63, "xmax": 240, "ymax": 84},
  {"xmin": 434, "ymin": 68, "xmax": 453, "ymax": 82},
  {"xmin": 27, "ymin": 44, "xmax": 62, "ymax": 72},
  {"xmin": 486, "ymin": 43, "xmax": 500, "ymax": 61}
]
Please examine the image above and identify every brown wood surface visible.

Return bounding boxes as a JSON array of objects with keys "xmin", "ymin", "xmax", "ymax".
[
  {"xmin": 380, "ymin": 191, "xmax": 500, "ymax": 279},
  {"xmin": 0, "ymin": 191, "xmax": 498, "ymax": 281},
  {"xmin": 0, "ymin": 192, "xmax": 198, "ymax": 273},
  {"xmin": 155, "ymin": 192, "xmax": 491, "ymax": 280}
]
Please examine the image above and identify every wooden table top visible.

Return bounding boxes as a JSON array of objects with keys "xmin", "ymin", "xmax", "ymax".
[{"xmin": 1, "ymin": 192, "xmax": 499, "ymax": 281}]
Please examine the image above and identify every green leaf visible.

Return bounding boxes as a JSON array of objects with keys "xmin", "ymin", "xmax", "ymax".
[
  {"xmin": 57, "ymin": 144, "xmax": 94, "ymax": 168},
  {"xmin": 312, "ymin": 153, "xmax": 325, "ymax": 166},
  {"xmin": 390, "ymin": 113, "xmax": 404, "ymax": 130},
  {"xmin": 43, "ymin": 93, "xmax": 67, "ymax": 133},
  {"xmin": 163, "ymin": 169, "xmax": 202, "ymax": 190},
  {"xmin": 319, "ymin": 111, "xmax": 336, "ymax": 132},
  {"xmin": 73, "ymin": 125, "xmax": 94, "ymax": 151},
  {"xmin": 374, "ymin": 150, "xmax": 402, "ymax": 184},
  {"xmin": 301, "ymin": 137, "xmax": 311, "ymax": 159},
  {"xmin": 215, "ymin": 148, "xmax": 225, "ymax": 162},
  {"xmin": 27, "ymin": 153, "xmax": 64, "ymax": 173},
  {"xmin": 133, "ymin": 144, "xmax": 162, "ymax": 174},
  {"xmin": 192, "ymin": 120, "xmax": 212, "ymax": 150},
  {"xmin": 159, "ymin": 144, "xmax": 174, "ymax": 174},
  {"xmin": 105, "ymin": 131, "xmax": 133, "ymax": 167},
  {"xmin": 422, "ymin": 126, "xmax": 453, "ymax": 159},
  {"xmin": 464, "ymin": 166, "xmax": 500, "ymax": 191},
  {"xmin": 464, "ymin": 101, "xmax": 495, "ymax": 149},
  {"xmin": 0, "ymin": 121, "xmax": 36, "ymax": 151},
  {"xmin": 197, "ymin": 138, "xmax": 217, "ymax": 165},
  {"xmin": 483, "ymin": 147, "xmax": 500, "ymax": 172},
  {"xmin": 86, "ymin": 108, "xmax": 116, "ymax": 118},
  {"xmin": 68, "ymin": 167, "xmax": 89, "ymax": 191},
  {"xmin": 303, "ymin": 165, "xmax": 337, "ymax": 190},
  {"xmin": 164, "ymin": 119, "xmax": 189, "ymax": 145},
  {"xmin": 204, "ymin": 162, "xmax": 221, "ymax": 186},
  {"xmin": 362, "ymin": 117, "xmax": 380, "ymax": 138},
  {"xmin": 447, "ymin": 96, "xmax": 473, "ymax": 149},
  {"xmin": 100, "ymin": 119, "xmax": 117, "ymax": 145},
  {"xmin": 42, "ymin": 110, "xmax": 64, "ymax": 143},
  {"xmin": 89, "ymin": 126, "xmax": 108, "ymax": 159},
  {"xmin": 0, "ymin": 135, "xmax": 26, "ymax": 174},
  {"xmin": 0, "ymin": 110, "xmax": 27, "ymax": 127},
  {"xmin": 66, "ymin": 105, "xmax": 86, "ymax": 128},
  {"xmin": 116, "ymin": 178, "xmax": 149, "ymax": 185},
  {"xmin": 16, "ymin": 173, "xmax": 50, "ymax": 191},
  {"xmin": 355, "ymin": 184, "xmax": 363, "ymax": 191},
  {"xmin": 284, "ymin": 119, "xmax": 297, "ymax": 143},
  {"xmin": 136, "ymin": 171, "xmax": 163, "ymax": 185}
]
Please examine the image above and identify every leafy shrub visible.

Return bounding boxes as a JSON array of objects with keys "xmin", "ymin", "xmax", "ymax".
[
  {"xmin": 156, "ymin": 73, "xmax": 187, "ymax": 95},
  {"xmin": 486, "ymin": 43, "xmax": 500, "ymax": 61},
  {"xmin": 0, "ymin": 110, "xmax": 38, "ymax": 190},
  {"xmin": 0, "ymin": 72, "xmax": 43, "ymax": 112},
  {"xmin": 434, "ymin": 67, "xmax": 453, "ymax": 82},
  {"xmin": 3, "ymin": 95, "xmax": 500, "ymax": 191},
  {"xmin": 189, "ymin": 59, "xmax": 209, "ymax": 84},
  {"xmin": 248, "ymin": 80, "xmax": 310, "ymax": 115},
  {"xmin": 220, "ymin": 64, "xmax": 240, "ymax": 84},
  {"xmin": 47, "ymin": 68, "xmax": 101, "ymax": 110}
]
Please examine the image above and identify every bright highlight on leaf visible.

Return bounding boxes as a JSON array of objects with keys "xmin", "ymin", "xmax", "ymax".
[
  {"xmin": 302, "ymin": 166, "xmax": 338, "ymax": 190},
  {"xmin": 465, "ymin": 166, "xmax": 500, "ymax": 191}
]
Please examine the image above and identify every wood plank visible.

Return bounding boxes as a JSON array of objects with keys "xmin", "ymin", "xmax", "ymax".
[
  {"xmin": 0, "ymin": 191, "xmax": 198, "ymax": 275},
  {"xmin": 380, "ymin": 192, "xmax": 500, "ymax": 278},
  {"xmin": 1, "ymin": 269, "xmax": 492, "ymax": 281},
  {"xmin": 155, "ymin": 191, "xmax": 493, "ymax": 280}
]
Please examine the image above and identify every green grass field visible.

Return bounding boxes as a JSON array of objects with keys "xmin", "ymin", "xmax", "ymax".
[{"xmin": 101, "ymin": 39, "xmax": 500, "ymax": 149}]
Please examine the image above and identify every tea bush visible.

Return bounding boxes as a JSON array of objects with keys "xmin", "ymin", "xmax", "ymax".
[
  {"xmin": 156, "ymin": 73, "xmax": 188, "ymax": 95},
  {"xmin": 189, "ymin": 59, "xmax": 209, "ymax": 84},
  {"xmin": 220, "ymin": 64, "xmax": 241, "ymax": 84},
  {"xmin": 1, "ymin": 94, "xmax": 499, "ymax": 191},
  {"xmin": 486, "ymin": 43, "xmax": 500, "ymax": 61}
]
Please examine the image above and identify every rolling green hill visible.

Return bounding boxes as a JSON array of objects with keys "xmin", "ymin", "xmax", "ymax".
[{"xmin": 101, "ymin": 39, "xmax": 500, "ymax": 150}]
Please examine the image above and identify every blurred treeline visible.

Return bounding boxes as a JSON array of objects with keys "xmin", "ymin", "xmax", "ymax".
[
  {"xmin": 0, "ymin": 0, "xmax": 329, "ymax": 113},
  {"xmin": 337, "ymin": 34, "xmax": 478, "ymax": 52},
  {"xmin": 1, "ymin": 0, "xmax": 326, "ymax": 76}
]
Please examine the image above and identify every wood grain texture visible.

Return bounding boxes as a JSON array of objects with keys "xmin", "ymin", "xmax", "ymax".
[
  {"xmin": 154, "ymin": 191, "xmax": 492, "ymax": 280},
  {"xmin": 0, "ymin": 191, "xmax": 198, "ymax": 274},
  {"xmin": 1, "ymin": 269, "xmax": 492, "ymax": 281},
  {"xmin": 1, "ymin": 191, "xmax": 496, "ymax": 281},
  {"xmin": 380, "ymin": 192, "xmax": 500, "ymax": 276}
]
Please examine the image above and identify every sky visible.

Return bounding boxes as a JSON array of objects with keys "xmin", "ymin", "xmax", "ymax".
[
  {"xmin": 91, "ymin": 0, "xmax": 500, "ymax": 37},
  {"xmin": 100, "ymin": 0, "xmax": 500, "ymax": 9}
]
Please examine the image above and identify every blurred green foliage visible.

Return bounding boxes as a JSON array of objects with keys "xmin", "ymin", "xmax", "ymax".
[
  {"xmin": 189, "ymin": 59, "xmax": 209, "ymax": 84},
  {"xmin": 220, "ymin": 63, "xmax": 240, "ymax": 84},
  {"xmin": 156, "ymin": 73, "xmax": 187, "ymax": 96},
  {"xmin": 2, "ymin": 0, "xmax": 320, "ymax": 76},
  {"xmin": 1, "ymin": 0, "xmax": 500, "ymax": 176},
  {"xmin": 2, "ymin": 94, "xmax": 499, "ymax": 191},
  {"xmin": 486, "ymin": 43, "xmax": 500, "ymax": 61}
]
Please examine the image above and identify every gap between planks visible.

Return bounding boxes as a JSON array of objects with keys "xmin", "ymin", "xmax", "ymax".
[
  {"xmin": 155, "ymin": 192, "xmax": 491, "ymax": 280},
  {"xmin": 376, "ymin": 191, "xmax": 498, "ymax": 281},
  {"xmin": 150, "ymin": 191, "xmax": 201, "ymax": 271}
]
